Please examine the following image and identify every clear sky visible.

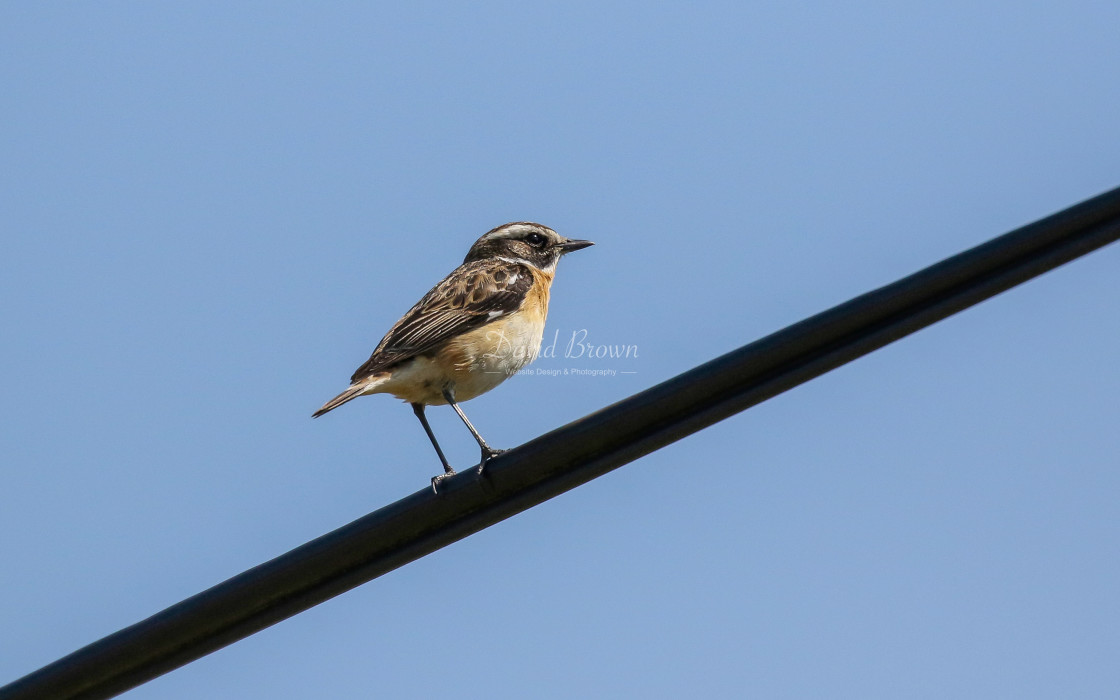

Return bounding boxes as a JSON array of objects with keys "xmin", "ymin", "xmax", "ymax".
[{"xmin": 2, "ymin": 2, "xmax": 1119, "ymax": 698}]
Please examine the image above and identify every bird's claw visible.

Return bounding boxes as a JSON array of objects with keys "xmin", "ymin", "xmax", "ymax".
[
  {"xmin": 430, "ymin": 468, "xmax": 456, "ymax": 494},
  {"xmin": 477, "ymin": 447, "xmax": 506, "ymax": 476}
]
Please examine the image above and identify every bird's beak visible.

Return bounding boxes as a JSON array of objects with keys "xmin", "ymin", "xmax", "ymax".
[{"xmin": 556, "ymin": 239, "xmax": 594, "ymax": 254}]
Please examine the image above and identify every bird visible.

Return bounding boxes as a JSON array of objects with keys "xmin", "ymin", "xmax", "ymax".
[{"xmin": 313, "ymin": 222, "xmax": 593, "ymax": 491}]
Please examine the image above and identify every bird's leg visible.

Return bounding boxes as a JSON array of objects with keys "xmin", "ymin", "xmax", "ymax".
[
  {"xmin": 412, "ymin": 402, "xmax": 455, "ymax": 493},
  {"xmin": 442, "ymin": 387, "xmax": 504, "ymax": 475}
]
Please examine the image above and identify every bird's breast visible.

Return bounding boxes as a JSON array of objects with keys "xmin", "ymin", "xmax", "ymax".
[{"xmin": 437, "ymin": 274, "xmax": 551, "ymax": 402}]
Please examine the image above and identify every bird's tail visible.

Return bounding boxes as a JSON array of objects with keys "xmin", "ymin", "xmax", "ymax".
[{"xmin": 312, "ymin": 375, "xmax": 388, "ymax": 418}]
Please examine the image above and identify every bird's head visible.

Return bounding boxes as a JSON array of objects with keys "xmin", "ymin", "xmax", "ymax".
[{"xmin": 464, "ymin": 222, "xmax": 593, "ymax": 271}]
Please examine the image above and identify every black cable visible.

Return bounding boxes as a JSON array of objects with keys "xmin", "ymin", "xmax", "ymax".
[{"xmin": 4, "ymin": 186, "xmax": 1120, "ymax": 700}]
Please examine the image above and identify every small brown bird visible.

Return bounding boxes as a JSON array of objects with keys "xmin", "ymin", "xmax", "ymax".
[{"xmin": 314, "ymin": 222, "xmax": 593, "ymax": 490}]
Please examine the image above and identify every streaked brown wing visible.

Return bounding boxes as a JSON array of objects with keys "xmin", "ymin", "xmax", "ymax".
[{"xmin": 350, "ymin": 259, "xmax": 533, "ymax": 382}]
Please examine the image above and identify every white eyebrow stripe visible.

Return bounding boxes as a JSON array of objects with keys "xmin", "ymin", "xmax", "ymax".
[{"xmin": 487, "ymin": 224, "xmax": 539, "ymax": 239}]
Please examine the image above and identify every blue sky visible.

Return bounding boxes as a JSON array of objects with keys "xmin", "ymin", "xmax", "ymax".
[{"xmin": 2, "ymin": 2, "xmax": 1119, "ymax": 698}]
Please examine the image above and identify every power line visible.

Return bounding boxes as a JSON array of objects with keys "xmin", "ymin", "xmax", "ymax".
[{"xmin": 4, "ymin": 186, "xmax": 1120, "ymax": 700}]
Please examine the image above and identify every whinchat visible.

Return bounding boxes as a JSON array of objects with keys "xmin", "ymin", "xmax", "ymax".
[{"xmin": 313, "ymin": 222, "xmax": 593, "ymax": 489}]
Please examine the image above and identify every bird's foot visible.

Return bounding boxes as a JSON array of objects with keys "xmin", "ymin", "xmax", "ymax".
[
  {"xmin": 431, "ymin": 468, "xmax": 457, "ymax": 494},
  {"xmin": 477, "ymin": 447, "xmax": 506, "ymax": 476}
]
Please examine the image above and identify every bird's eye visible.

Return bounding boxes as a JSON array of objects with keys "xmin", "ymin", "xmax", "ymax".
[{"xmin": 525, "ymin": 232, "xmax": 547, "ymax": 247}]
